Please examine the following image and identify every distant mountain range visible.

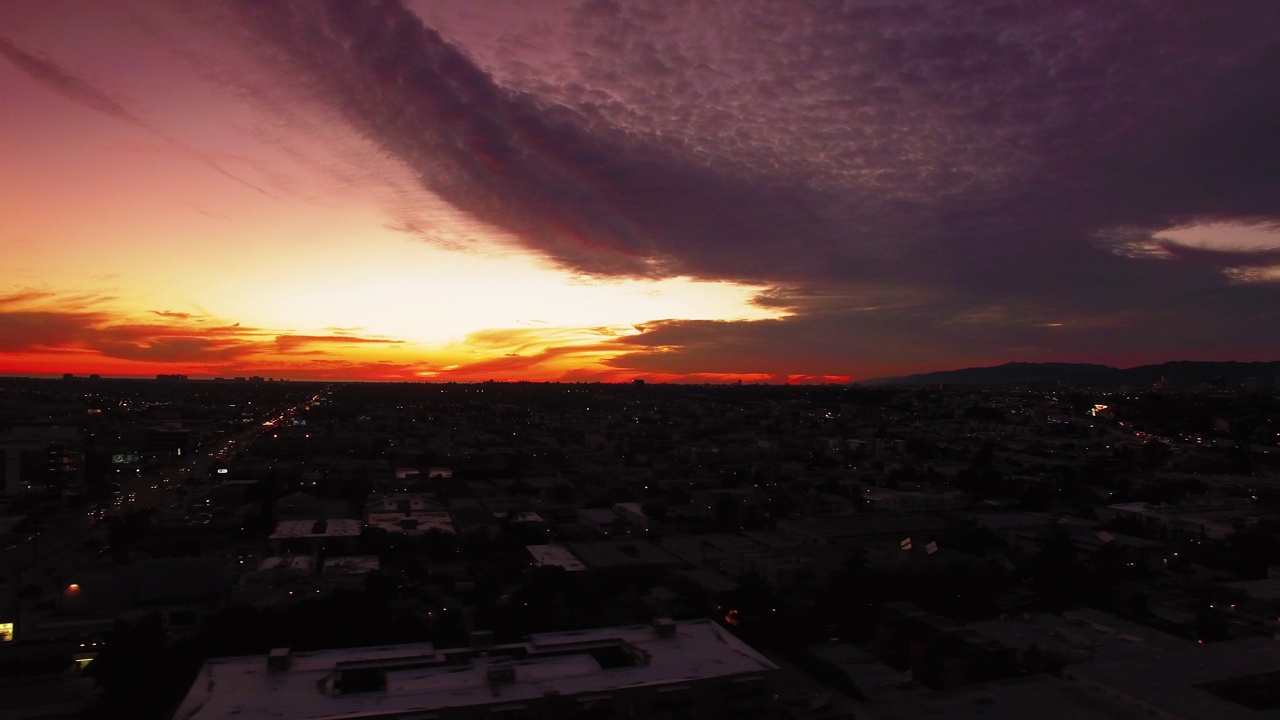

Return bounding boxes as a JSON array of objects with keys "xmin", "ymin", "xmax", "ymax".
[{"xmin": 860, "ymin": 361, "xmax": 1280, "ymax": 389}]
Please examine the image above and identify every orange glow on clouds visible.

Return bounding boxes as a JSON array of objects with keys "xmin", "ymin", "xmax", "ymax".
[
  {"xmin": 0, "ymin": 9, "xmax": 795, "ymax": 384},
  {"xmin": 0, "ymin": 280, "xmax": 788, "ymax": 382}
]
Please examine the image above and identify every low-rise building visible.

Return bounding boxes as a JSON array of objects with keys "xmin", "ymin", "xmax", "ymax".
[
  {"xmin": 172, "ymin": 619, "xmax": 778, "ymax": 720},
  {"xmin": 567, "ymin": 540, "xmax": 683, "ymax": 572},
  {"xmin": 526, "ymin": 543, "xmax": 587, "ymax": 572},
  {"xmin": 365, "ymin": 493, "xmax": 456, "ymax": 536},
  {"xmin": 323, "ymin": 555, "xmax": 380, "ymax": 590},
  {"xmin": 860, "ymin": 487, "xmax": 968, "ymax": 514},
  {"xmin": 1063, "ymin": 635, "xmax": 1280, "ymax": 719},
  {"xmin": 268, "ymin": 518, "xmax": 363, "ymax": 555}
]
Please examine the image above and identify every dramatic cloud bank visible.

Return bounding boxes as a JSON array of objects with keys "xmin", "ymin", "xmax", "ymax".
[
  {"xmin": 3, "ymin": 0, "xmax": 1278, "ymax": 379},
  {"xmin": 219, "ymin": 1, "xmax": 1280, "ymax": 363}
]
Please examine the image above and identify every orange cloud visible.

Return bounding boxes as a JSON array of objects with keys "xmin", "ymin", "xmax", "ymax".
[
  {"xmin": 274, "ymin": 334, "xmax": 405, "ymax": 352},
  {"xmin": 0, "ymin": 291, "xmax": 262, "ymax": 370},
  {"xmin": 0, "ymin": 290, "xmax": 833, "ymax": 383}
]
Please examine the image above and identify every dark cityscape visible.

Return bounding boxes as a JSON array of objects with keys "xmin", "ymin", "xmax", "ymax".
[
  {"xmin": 1, "ymin": 370, "xmax": 1279, "ymax": 718},
  {"xmin": 4, "ymin": 1, "xmax": 1280, "ymax": 718}
]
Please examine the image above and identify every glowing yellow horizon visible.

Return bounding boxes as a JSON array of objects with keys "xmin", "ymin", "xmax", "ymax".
[{"xmin": 0, "ymin": 30, "xmax": 789, "ymax": 383}]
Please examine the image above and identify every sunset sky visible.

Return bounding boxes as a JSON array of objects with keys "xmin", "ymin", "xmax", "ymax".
[{"xmin": 3, "ymin": 1, "xmax": 1279, "ymax": 383}]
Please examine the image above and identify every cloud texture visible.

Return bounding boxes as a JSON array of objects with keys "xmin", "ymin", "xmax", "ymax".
[
  {"xmin": 5, "ymin": 0, "xmax": 1279, "ymax": 378},
  {"xmin": 215, "ymin": 0, "xmax": 1280, "ymax": 371}
]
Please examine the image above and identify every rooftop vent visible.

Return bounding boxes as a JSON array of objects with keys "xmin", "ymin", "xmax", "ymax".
[
  {"xmin": 487, "ymin": 664, "xmax": 516, "ymax": 685},
  {"xmin": 652, "ymin": 618, "xmax": 677, "ymax": 637},
  {"xmin": 470, "ymin": 630, "xmax": 495, "ymax": 649},
  {"xmin": 267, "ymin": 647, "xmax": 291, "ymax": 672}
]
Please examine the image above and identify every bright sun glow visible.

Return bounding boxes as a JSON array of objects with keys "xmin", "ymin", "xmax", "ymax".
[
  {"xmin": 0, "ymin": 49, "xmax": 786, "ymax": 382},
  {"xmin": 212, "ymin": 228, "xmax": 782, "ymax": 345}
]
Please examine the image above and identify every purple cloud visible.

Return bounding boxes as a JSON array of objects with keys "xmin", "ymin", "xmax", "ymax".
[{"xmin": 215, "ymin": 0, "xmax": 1280, "ymax": 371}]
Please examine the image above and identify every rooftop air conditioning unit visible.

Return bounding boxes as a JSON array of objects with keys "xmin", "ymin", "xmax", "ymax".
[
  {"xmin": 267, "ymin": 647, "xmax": 291, "ymax": 671},
  {"xmin": 487, "ymin": 664, "xmax": 516, "ymax": 685},
  {"xmin": 652, "ymin": 618, "xmax": 677, "ymax": 637}
]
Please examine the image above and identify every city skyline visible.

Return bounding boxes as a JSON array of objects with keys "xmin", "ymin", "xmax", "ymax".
[{"xmin": 3, "ymin": 1, "xmax": 1280, "ymax": 383}]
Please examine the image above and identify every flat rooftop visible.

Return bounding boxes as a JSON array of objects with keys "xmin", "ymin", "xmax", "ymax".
[
  {"xmin": 1224, "ymin": 577, "xmax": 1280, "ymax": 602},
  {"xmin": 566, "ymin": 540, "xmax": 682, "ymax": 570},
  {"xmin": 366, "ymin": 511, "xmax": 456, "ymax": 535},
  {"xmin": 269, "ymin": 518, "xmax": 364, "ymax": 539},
  {"xmin": 873, "ymin": 674, "xmax": 1149, "ymax": 720},
  {"xmin": 257, "ymin": 555, "xmax": 315, "ymax": 573},
  {"xmin": 172, "ymin": 620, "xmax": 776, "ymax": 720},
  {"xmin": 1064, "ymin": 636, "xmax": 1280, "ymax": 720},
  {"xmin": 366, "ymin": 494, "xmax": 436, "ymax": 513},
  {"xmin": 323, "ymin": 555, "xmax": 380, "ymax": 575},
  {"xmin": 968, "ymin": 609, "xmax": 1192, "ymax": 665},
  {"xmin": 527, "ymin": 543, "xmax": 587, "ymax": 572}
]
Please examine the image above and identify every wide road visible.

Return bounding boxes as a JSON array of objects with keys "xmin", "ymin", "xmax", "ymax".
[{"xmin": 2, "ymin": 389, "xmax": 325, "ymax": 598}]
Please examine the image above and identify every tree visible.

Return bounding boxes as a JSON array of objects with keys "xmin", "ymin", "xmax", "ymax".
[
  {"xmin": 87, "ymin": 613, "xmax": 180, "ymax": 719},
  {"xmin": 1028, "ymin": 528, "xmax": 1095, "ymax": 610}
]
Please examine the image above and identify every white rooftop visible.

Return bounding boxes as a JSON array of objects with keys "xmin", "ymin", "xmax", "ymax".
[{"xmin": 172, "ymin": 620, "xmax": 776, "ymax": 720}]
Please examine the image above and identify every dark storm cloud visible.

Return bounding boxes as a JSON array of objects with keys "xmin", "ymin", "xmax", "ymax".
[
  {"xmin": 220, "ymin": 0, "xmax": 1280, "ymax": 370},
  {"xmin": 221, "ymin": 0, "xmax": 868, "ymax": 278},
  {"xmin": 225, "ymin": 2, "xmax": 1280, "ymax": 283},
  {"xmin": 0, "ymin": 309, "xmax": 259, "ymax": 362},
  {"xmin": 225, "ymin": 2, "xmax": 1280, "ymax": 277},
  {"xmin": 93, "ymin": 335, "xmax": 254, "ymax": 363},
  {"xmin": 611, "ymin": 292, "xmax": 1279, "ymax": 379},
  {"xmin": 0, "ymin": 309, "xmax": 107, "ymax": 353}
]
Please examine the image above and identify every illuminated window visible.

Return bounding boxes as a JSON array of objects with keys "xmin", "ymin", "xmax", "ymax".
[{"xmin": 0, "ymin": 622, "xmax": 13, "ymax": 642}]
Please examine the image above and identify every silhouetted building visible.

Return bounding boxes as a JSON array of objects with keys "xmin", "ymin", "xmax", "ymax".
[{"xmin": 0, "ymin": 426, "xmax": 82, "ymax": 496}]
